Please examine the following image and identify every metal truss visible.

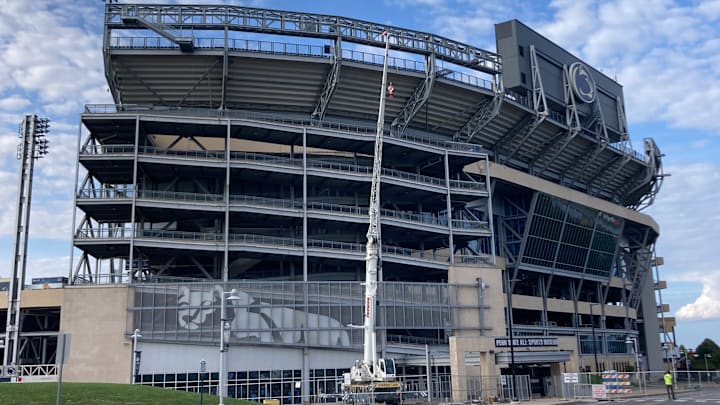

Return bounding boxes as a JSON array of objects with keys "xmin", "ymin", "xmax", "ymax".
[
  {"xmin": 117, "ymin": 15, "xmax": 193, "ymax": 52},
  {"xmin": 617, "ymin": 228, "xmax": 653, "ymax": 311},
  {"xmin": 453, "ymin": 74, "xmax": 504, "ymax": 143},
  {"xmin": 507, "ymin": 193, "xmax": 539, "ymax": 291},
  {"xmin": 103, "ymin": 52, "xmax": 122, "ymax": 104},
  {"xmin": 579, "ymin": 95, "xmax": 631, "ymax": 188},
  {"xmin": 122, "ymin": 65, "xmax": 168, "ymax": 105},
  {"xmin": 614, "ymin": 95, "xmax": 631, "ymax": 150},
  {"xmin": 585, "ymin": 97, "xmax": 634, "ymax": 197},
  {"xmin": 106, "ymin": 4, "xmax": 501, "ymax": 75},
  {"xmin": 559, "ymin": 81, "xmax": 614, "ymax": 185},
  {"xmin": 454, "ymin": 92, "xmax": 503, "ymax": 143},
  {"xmin": 494, "ymin": 46, "xmax": 546, "ymax": 163},
  {"xmin": 178, "ymin": 59, "xmax": 223, "ymax": 107},
  {"xmin": 312, "ymin": 37, "xmax": 342, "ymax": 120},
  {"xmin": 558, "ymin": 139, "xmax": 607, "ymax": 187},
  {"xmin": 391, "ymin": 55, "xmax": 437, "ymax": 136},
  {"xmin": 589, "ymin": 155, "xmax": 632, "ymax": 199},
  {"xmin": 620, "ymin": 138, "xmax": 666, "ymax": 210},
  {"xmin": 72, "ymin": 251, "xmax": 128, "ymax": 284},
  {"xmin": 532, "ymin": 64, "xmax": 581, "ymax": 175}
]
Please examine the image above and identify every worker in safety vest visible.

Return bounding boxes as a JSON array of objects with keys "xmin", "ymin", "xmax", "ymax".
[{"xmin": 664, "ymin": 370, "xmax": 676, "ymax": 400}]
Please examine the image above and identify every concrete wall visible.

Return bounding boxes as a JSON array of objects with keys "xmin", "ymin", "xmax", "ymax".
[
  {"xmin": 448, "ymin": 262, "xmax": 505, "ymax": 337},
  {"xmin": 59, "ymin": 285, "xmax": 131, "ymax": 383},
  {"xmin": 641, "ymin": 275, "xmax": 663, "ymax": 372},
  {"xmin": 449, "ymin": 335, "xmax": 582, "ymax": 401},
  {"xmin": 0, "ymin": 288, "xmax": 64, "ymax": 309}
]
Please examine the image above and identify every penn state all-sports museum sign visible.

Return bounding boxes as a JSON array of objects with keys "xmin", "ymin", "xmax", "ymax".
[{"xmin": 495, "ymin": 337, "xmax": 558, "ymax": 347}]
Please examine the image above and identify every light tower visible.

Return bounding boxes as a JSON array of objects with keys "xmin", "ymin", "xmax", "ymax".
[{"xmin": 2, "ymin": 114, "xmax": 50, "ymax": 372}]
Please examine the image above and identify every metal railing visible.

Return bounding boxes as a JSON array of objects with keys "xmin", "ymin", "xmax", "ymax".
[
  {"xmin": 341, "ymin": 48, "xmax": 424, "ymax": 72},
  {"xmin": 463, "ymin": 374, "xmax": 532, "ymax": 402},
  {"xmin": 105, "ymin": 3, "xmax": 502, "ymax": 74},
  {"xmin": 80, "ymin": 145, "xmax": 487, "ymax": 194},
  {"xmin": 139, "ymin": 189, "xmax": 224, "ymax": 203},
  {"xmin": 109, "ymin": 35, "xmax": 497, "ymax": 91},
  {"xmin": 74, "ymin": 228, "xmax": 452, "ymax": 264},
  {"xmin": 562, "ymin": 371, "xmax": 719, "ymax": 400},
  {"xmin": 76, "ymin": 189, "xmax": 489, "ymax": 232},
  {"xmin": 82, "ymin": 104, "xmax": 488, "ymax": 156}
]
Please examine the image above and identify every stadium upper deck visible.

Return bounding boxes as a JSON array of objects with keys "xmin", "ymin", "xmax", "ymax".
[{"xmin": 101, "ymin": 4, "xmax": 663, "ymax": 209}]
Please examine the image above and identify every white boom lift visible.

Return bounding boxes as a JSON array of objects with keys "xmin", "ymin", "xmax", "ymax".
[{"xmin": 343, "ymin": 30, "xmax": 402, "ymax": 404}]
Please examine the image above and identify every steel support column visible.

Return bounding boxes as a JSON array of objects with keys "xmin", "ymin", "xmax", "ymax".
[
  {"xmin": 533, "ymin": 63, "xmax": 581, "ymax": 175},
  {"xmin": 495, "ymin": 46, "xmax": 546, "ymax": 163},
  {"xmin": 119, "ymin": 15, "xmax": 194, "ymax": 51},
  {"xmin": 391, "ymin": 55, "xmax": 437, "ymax": 136},
  {"xmin": 312, "ymin": 37, "xmax": 342, "ymax": 120},
  {"xmin": 127, "ymin": 115, "xmax": 140, "ymax": 281},
  {"xmin": 453, "ymin": 93, "xmax": 502, "ymax": 142}
]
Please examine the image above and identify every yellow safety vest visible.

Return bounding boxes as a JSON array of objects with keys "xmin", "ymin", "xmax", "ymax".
[{"xmin": 664, "ymin": 373, "xmax": 673, "ymax": 385}]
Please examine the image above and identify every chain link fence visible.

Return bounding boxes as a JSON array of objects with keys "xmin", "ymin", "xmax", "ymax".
[{"xmin": 561, "ymin": 370, "xmax": 720, "ymax": 400}]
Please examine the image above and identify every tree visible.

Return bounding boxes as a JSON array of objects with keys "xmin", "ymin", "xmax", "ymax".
[{"xmin": 691, "ymin": 338, "xmax": 720, "ymax": 370}]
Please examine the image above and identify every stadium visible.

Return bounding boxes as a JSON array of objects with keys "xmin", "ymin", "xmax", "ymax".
[{"xmin": 1, "ymin": 3, "xmax": 670, "ymax": 402}]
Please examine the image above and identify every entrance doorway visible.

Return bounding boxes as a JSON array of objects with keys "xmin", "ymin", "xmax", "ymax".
[{"xmin": 503, "ymin": 364, "xmax": 555, "ymax": 397}]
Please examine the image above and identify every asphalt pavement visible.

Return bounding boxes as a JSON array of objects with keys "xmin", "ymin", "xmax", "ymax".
[{"xmin": 538, "ymin": 385, "xmax": 720, "ymax": 405}]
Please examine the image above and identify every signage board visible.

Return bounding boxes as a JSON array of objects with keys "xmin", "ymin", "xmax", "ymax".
[
  {"xmin": 563, "ymin": 373, "xmax": 579, "ymax": 383},
  {"xmin": 591, "ymin": 384, "xmax": 607, "ymax": 399},
  {"xmin": 495, "ymin": 337, "xmax": 558, "ymax": 347}
]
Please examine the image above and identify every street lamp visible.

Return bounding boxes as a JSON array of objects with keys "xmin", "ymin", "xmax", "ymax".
[
  {"xmin": 625, "ymin": 337, "xmax": 642, "ymax": 391},
  {"xmin": 704, "ymin": 354, "xmax": 713, "ymax": 382},
  {"xmin": 131, "ymin": 329, "xmax": 142, "ymax": 384},
  {"xmin": 200, "ymin": 359, "xmax": 207, "ymax": 405},
  {"xmin": 625, "ymin": 338, "xmax": 640, "ymax": 372},
  {"xmin": 680, "ymin": 350, "xmax": 690, "ymax": 388},
  {"xmin": 219, "ymin": 289, "xmax": 241, "ymax": 405}
]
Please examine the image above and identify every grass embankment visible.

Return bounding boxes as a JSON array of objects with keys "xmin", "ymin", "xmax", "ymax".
[{"xmin": 0, "ymin": 382, "xmax": 254, "ymax": 405}]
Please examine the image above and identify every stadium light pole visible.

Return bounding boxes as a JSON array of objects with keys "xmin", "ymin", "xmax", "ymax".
[
  {"xmin": 219, "ymin": 289, "xmax": 240, "ymax": 405},
  {"xmin": 3, "ymin": 115, "xmax": 50, "ymax": 372}
]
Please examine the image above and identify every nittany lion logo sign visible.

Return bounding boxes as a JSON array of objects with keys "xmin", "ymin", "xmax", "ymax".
[
  {"xmin": 177, "ymin": 285, "xmax": 350, "ymax": 346},
  {"xmin": 569, "ymin": 62, "xmax": 596, "ymax": 104}
]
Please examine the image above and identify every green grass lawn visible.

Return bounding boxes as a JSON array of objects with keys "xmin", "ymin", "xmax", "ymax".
[{"xmin": 0, "ymin": 382, "xmax": 255, "ymax": 405}]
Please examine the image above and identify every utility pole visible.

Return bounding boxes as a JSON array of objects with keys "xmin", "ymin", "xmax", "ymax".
[
  {"xmin": 3, "ymin": 115, "xmax": 50, "ymax": 372},
  {"xmin": 505, "ymin": 271, "xmax": 517, "ymax": 401},
  {"xmin": 590, "ymin": 303, "xmax": 600, "ymax": 373}
]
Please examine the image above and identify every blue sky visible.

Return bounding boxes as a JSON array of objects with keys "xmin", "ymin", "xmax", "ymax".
[{"xmin": 0, "ymin": 0, "xmax": 718, "ymax": 349}]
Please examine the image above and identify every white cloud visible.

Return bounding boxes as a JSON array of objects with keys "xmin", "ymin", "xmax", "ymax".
[
  {"xmin": 647, "ymin": 162, "xmax": 720, "ymax": 320},
  {"xmin": 698, "ymin": 0, "xmax": 720, "ymax": 19},
  {"xmin": 385, "ymin": 0, "xmax": 446, "ymax": 7},
  {"xmin": 0, "ymin": 96, "xmax": 31, "ymax": 111},
  {"xmin": 26, "ymin": 256, "xmax": 72, "ymax": 280},
  {"xmin": 0, "ymin": 1, "xmax": 106, "ymax": 116},
  {"xmin": 676, "ymin": 273, "xmax": 720, "ymax": 320},
  {"xmin": 539, "ymin": 1, "xmax": 720, "ymax": 134},
  {"xmin": 409, "ymin": 0, "xmax": 720, "ymax": 135}
]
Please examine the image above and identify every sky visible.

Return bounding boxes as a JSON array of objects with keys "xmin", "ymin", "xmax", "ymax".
[{"xmin": 0, "ymin": 0, "xmax": 718, "ymax": 349}]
